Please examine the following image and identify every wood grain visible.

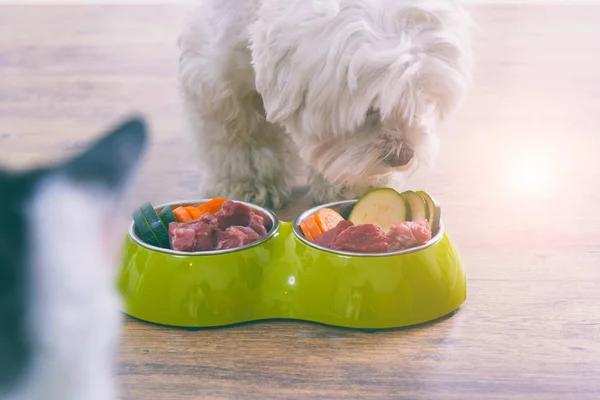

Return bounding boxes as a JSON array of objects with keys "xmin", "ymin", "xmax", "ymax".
[{"xmin": 1, "ymin": 3, "xmax": 599, "ymax": 399}]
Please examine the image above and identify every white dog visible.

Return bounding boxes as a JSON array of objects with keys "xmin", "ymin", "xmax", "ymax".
[{"xmin": 178, "ymin": 0, "xmax": 473, "ymax": 209}]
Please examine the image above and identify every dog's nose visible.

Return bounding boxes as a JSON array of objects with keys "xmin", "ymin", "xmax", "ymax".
[{"xmin": 382, "ymin": 146, "xmax": 414, "ymax": 167}]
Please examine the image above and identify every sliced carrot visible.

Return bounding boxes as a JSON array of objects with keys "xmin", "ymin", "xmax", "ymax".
[
  {"xmin": 315, "ymin": 208, "xmax": 345, "ymax": 232},
  {"xmin": 302, "ymin": 215, "xmax": 323, "ymax": 240},
  {"xmin": 196, "ymin": 204, "xmax": 208, "ymax": 215},
  {"xmin": 185, "ymin": 206, "xmax": 201, "ymax": 220},
  {"xmin": 206, "ymin": 198, "xmax": 227, "ymax": 213},
  {"xmin": 299, "ymin": 221, "xmax": 315, "ymax": 242},
  {"xmin": 172, "ymin": 206, "xmax": 193, "ymax": 222},
  {"xmin": 197, "ymin": 197, "xmax": 227, "ymax": 215}
]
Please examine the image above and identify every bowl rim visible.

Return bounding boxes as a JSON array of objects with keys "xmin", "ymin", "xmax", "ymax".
[
  {"xmin": 292, "ymin": 200, "xmax": 445, "ymax": 257},
  {"xmin": 128, "ymin": 199, "xmax": 280, "ymax": 256}
]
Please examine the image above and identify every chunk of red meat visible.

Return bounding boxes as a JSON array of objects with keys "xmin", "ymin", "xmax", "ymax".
[
  {"xmin": 169, "ymin": 222, "xmax": 196, "ymax": 252},
  {"xmin": 386, "ymin": 220, "xmax": 431, "ymax": 251},
  {"xmin": 168, "ymin": 201, "xmax": 268, "ymax": 252},
  {"xmin": 215, "ymin": 200, "xmax": 253, "ymax": 229},
  {"xmin": 168, "ymin": 213, "xmax": 220, "ymax": 251},
  {"xmin": 408, "ymin": 220, "xmax": 432, "ymax": 243},
  {"xmin": 215, "ymin": 226, "xmax": 261, "ymax": 250},
  {"xmin": 248, "ymin": 213, "xmax": 268, "ymax": 237},
  {"xmin": 331, "ymin": 224, "xmax": 390, "ymax": 253},
  {"xmin": 189, "ymin": 213, "xmax": 219, "ymax": 251},
  {"xmin": 314, "ymin": 220, "xmax": 354, "ymax": 248}
]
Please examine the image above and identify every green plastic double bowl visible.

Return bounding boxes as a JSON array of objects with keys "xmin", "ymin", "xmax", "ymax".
[{"xmin": 117, "ymin": 199, "xmax": 467, "ymax": 330}]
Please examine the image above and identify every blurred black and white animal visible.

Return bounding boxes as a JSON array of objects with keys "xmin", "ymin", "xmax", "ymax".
[{"xmin": 0, "ymin": 118, "xmax": 147, "ymax": 400}]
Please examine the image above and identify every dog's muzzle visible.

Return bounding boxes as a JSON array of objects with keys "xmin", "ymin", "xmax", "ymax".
[{"xmin": 382, "ymin": 146, "xmax": 414, "ymax": 168}]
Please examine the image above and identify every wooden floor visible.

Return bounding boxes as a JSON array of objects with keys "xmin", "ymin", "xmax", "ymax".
[{"xmin": 1, "ymin": 3, "xmax": 600, "ymax": 399}]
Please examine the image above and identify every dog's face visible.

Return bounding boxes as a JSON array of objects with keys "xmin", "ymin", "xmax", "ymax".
[
  {"xmin": 251, "ymin": 0, "xmax": 472, "ymax": 187},
  {"xmin": 275, "ymin": 81, "xmax": 441, "ymax": 188}
]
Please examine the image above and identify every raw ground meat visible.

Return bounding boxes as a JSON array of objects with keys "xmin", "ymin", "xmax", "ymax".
[
  {"xmin": 169, "ymin": 213, "xmax": 219, "ymax": 251},
  {"xmin": 311, "ymin": 218, "xmax": 432, "ymax": 253},
  {"xmin": 249, "ymin": 213, "xmax": 268, "ymax": 237},
  {"xmin": 387, "ymin": 220, "xmax": 432, "ymax": 251},
  {"xmin": 169, "ymin": 223, "xmax": 196, "ymax": 252},
  {"xmin": 331, "ymin": 224, "xmax": 390, "ymax": 253},
  {"xmin": 314, "ymin": 220, "xmax": 354, "ymax": 248},
  {"xmin": 192, "ymin": 213, "xmax": 219, "ymax": 250},
  {"xmin": 215, "ymin": 226, "xmax": 261, "ymax": 250},
  {"xmin": 168, "ymin": 201, "xmax": 269, "ymax": 252},
  {"xmin": 215, "ymin": 200, "xmax": 253, "ymax": 229}
]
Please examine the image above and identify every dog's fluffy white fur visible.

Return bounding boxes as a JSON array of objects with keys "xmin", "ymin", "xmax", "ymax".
[{"xmin": 179, "ymin": 0, "xmax": 473, "ymax": 209}]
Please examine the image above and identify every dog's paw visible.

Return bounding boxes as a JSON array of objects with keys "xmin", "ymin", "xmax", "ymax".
[
  {"xmin": 201, "ymin": 179, "xmax": 291, "ymax": 210},
  {"xmin": 308, "ymin": 174, "xmax": 367, "ymax": 205},
  {"xmin": 308, "ymin": 172, "xmax": 403, "ymax": 205}
]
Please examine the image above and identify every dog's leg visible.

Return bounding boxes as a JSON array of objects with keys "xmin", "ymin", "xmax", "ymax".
[
  {"xmin": 183, "ymin": 96, "xmax": 293, "ymax": 209},
  {"xmin": 179, "ymin": 58, "xmax": 293, "ymax": 210}
]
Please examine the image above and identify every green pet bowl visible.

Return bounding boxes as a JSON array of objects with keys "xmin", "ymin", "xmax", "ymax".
[{"xmin": 117, "ymin": 199, "xmax": 467, "ymax": 330}]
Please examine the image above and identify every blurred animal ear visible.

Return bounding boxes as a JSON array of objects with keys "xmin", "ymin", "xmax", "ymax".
[
  {"xmin": 59, "ymin": 117, "xmax": 148, "ymax": 198},
  {"xmin": 27, "ymin": 117, "xmax": 148, "ymax": 266}
]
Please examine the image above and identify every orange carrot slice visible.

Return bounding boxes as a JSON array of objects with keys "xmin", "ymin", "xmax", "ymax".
[
  {"xmin": 197, "ymin": 197, "xmax": 227, "ymax": 215},
  {"xmin": 299, "ymin": 221, "xmax": 315, "ymax": 242},
  {"xmin": 301, "ymin": 215, "xmax": 323, "ymax": 240},
  {"xmin": 173, "ymin": 206, "xmax": 193, "ymax": 223},
  {"xmin": 185, "ymin": 206, "xmax": 201, "ymax": 220},
  {"xmin": 315, "ymin": 208, "xmax": 345, "ymax": 232},
  {"xmin": 206, "ymin": 197, "xmax": 227, "ymax": 213},
  {"xmin": 196, "ymin": 204, "xmax": 208, "ymax": 215}
]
